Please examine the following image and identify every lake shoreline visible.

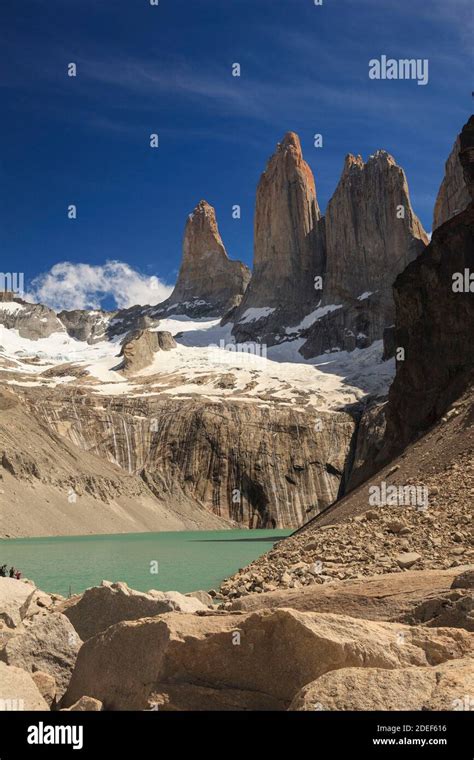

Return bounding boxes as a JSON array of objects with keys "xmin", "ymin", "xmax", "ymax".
[{"xmin": 0, "ymin": 529, "xmax": 291, "ymax": 598}]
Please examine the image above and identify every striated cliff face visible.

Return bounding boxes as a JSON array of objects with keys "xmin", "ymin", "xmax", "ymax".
[
  {"xmin": 0, "ymin": 389, "xmax": 230, "ymax": 537},
  {"xmin": 32, "ymin": 394, "xmax": 354, "ymax": 530},
  {"xmin": 232, "ymin": 132, "xmax": 323, "ymax": 340},
  {"xmin": 323, "ymin": 151, "xmax": 428, "ymax": 304},
  {"xmin": 381, "ymin": 116, "xmax": 474, "ymax": 460},
  {"xmin": 160, "ymin": 200, "xmax": 250, "ymax": 317},
  {"xmin": 433, "ymin": 135, "xmax": 471, "ymax": 231}
]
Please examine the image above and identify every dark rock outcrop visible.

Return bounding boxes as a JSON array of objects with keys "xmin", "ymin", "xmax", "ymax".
[
  {"xmin": 298, "ymin": 293, "xmax": 389, "ymax": 358},
  {"xmin": 119, "ymin": 329, "xmax": 176, "ymax": 374},
  {"xmin": 382, "ymin": 116, "xmax": 474, "ymax": 458},
  {"xmin": 59, "ymin": 310, "xmax": 113, "ymax": 344}
]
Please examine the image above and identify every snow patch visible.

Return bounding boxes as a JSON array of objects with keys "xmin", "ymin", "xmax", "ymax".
[
  {"xmin": 238, "ymin": 307, "xmax": 275, "ymax": 324},
  {"xmin": 285, "ymin": 304, "xmax": 342, "ymax": 334},
  {"xmin": 0, "ymin": 303, "xmax": 25, "ymax": 315}
]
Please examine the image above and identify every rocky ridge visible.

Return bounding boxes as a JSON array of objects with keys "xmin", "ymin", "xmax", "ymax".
[{"xmin": 231, "ymin": 135, "xmax": 428, "ymax": 358}]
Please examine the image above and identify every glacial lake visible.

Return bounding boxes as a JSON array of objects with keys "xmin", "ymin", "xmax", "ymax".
[{"xmin": 0, "ymin": 529, "xmax": 291, "ymax": 597}]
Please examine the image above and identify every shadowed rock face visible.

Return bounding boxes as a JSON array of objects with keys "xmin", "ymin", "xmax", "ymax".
[
  {"xmin": 58, "ymin": 310, "xmax": 113, "ymax": 345},
  {"xmin": 232, "ymin": 132, "xmax": 324, "ymax": 339},
  {"xmin": 433, "ymin": 135, "xmax": 472, "ymax": 231},
  {"xmin": 382, "ymin": 116, "xmax": 474, "ymax": 459},
  {"xmin": 160, "ymin": 200, "xmax": 250, "ymax": 317}
]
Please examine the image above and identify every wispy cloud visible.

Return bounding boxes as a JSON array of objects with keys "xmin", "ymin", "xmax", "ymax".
[{"xmin": 28, "ymin": 261, "xmax": 173, "ymax": 311}]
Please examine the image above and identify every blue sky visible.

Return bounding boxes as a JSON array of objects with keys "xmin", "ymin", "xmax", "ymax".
[{"xmin": 1, "ymin": 0, "xmax": 472, "ymax": 310}]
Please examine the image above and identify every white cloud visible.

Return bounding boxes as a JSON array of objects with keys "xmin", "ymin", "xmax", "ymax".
[{"xmin": 28, "ymin": 261, "xmax": 173, "ymax": 312}]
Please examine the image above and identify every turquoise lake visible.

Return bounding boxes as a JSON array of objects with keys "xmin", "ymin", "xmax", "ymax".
[{"xmin": 0, "ymin": 529, "xmax": 291, "ymax": 597}]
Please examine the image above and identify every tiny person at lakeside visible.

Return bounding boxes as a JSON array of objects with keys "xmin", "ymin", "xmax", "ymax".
[
  {"xmin": 0, "ymin": 565, "xmax": 7, "ymax": 577},
  {"xmin": 9, "ymin": 566, "xmax": 15, "ymax": 578},
  {"xmin": 14, "ymin": 570, "xmax": 21, "ymax": 580}
]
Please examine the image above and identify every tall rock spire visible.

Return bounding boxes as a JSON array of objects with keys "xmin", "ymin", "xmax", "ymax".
[
  {"xmin": 322, "ymin": 150, "xmax": 428, "ymax": 305},
  {"xmin": 163, "ymin": 200, "xmax": 250, "ymax": 317},
  {"xmin": 232, "ymin": 131, "xmax": 323, "ymax": 336}
]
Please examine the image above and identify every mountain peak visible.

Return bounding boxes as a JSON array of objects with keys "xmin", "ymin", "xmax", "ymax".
[
  {"xmin": 279, "ymin": 131, "xmax": 302, "ymax": 155},
  {"xmin": 343, "ymin": 153, "xmax": 364, "ymax": 173},
  {"xmin": 324, "ymin": 147, "xmax": 428, "ymax": 305},
  {"xmin": 159, "ymin": 201, "xmax": 250, "ymax": 317}
]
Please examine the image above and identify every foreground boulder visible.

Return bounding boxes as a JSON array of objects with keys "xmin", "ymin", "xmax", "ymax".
[
  {"xmin": 228, "ymin": 567, "xmax": 474, "ymax": 630},
  {"xmin": 0, "ymin": 612, "xmax": 81, "ymax": 698},
  {"xmin": 0, "ymin": 578, "xmax": 37, "ymax": 628},
  {"xmin": 0, "ymin": 662, "xmax": 49, "ymax": 711},
  {"xmin": 61, "ymin": 696, "xmax": 103, "ymax": 711},
  {"xmin": 452, "ymin": 569, "xmax": 474, "ymax": 589},
  {"xmin": 63, "ymin": 608, "xmax": 473, "ymax": 711},
  {"xmin": 290, "ymin": 657, "xmax": 474, "ymax": 711},
  {"xmin": 32, "ymin": 671, "xmax": 57, "ymax": 707},
  {"xmin": 59, "ymin": 581, "xmax": 208, "ymax": 641}
]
